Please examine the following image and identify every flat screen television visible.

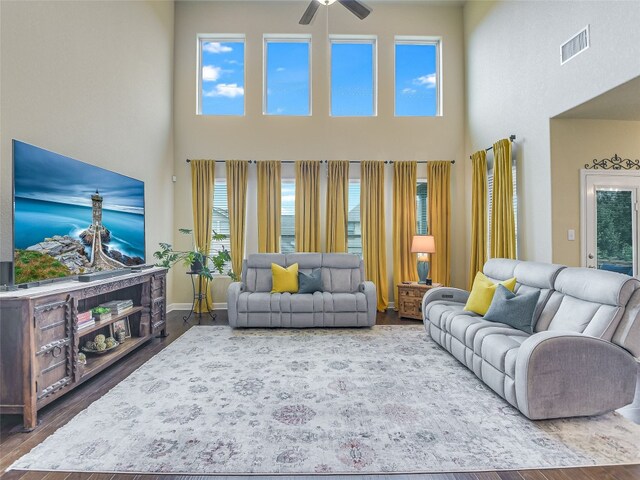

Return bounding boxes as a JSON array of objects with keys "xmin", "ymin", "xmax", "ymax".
[{"xmin": 11, "ymin": 140, "xmax": 145, "ymax": 285}]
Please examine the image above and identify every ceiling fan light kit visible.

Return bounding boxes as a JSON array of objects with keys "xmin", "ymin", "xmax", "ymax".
[{"xmin": 299, "ymin": 0, "xmax": 371, "ymax": 25}]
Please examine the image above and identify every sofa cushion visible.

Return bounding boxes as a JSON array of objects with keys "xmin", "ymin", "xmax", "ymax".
[
  {"xmin": 321, "ymin": 253, "xmax": 363, "ymax": 293},
  {"xmin": 322, "ymin": 292, "xmax": 368, "ymax": 312},
  {"xmin": 291, "ymin": 294, "xmax": 316, "ymax": 313},
  {"xmin": 480, "ymin": 333, "xmax": 527, "ymax": 379},
  {"xmin": 271, "ymin": 263, "xmax": 299, "ymax": 293},
  {"xmin": 484, "ymin": 285, "xmax": 540, "ymax": 334},
  {"xmin": 482, "ymin": 258, "xmax": 520, "ymax": 282},
  {"xmin": 298, "ymin": 268, "xmax": 323, "ymax": 294},
  {"xmin": 245, "ymin": 254, "xmax": 286, "ymax": 292},
  {"xmin": 555, "ymin": 267, "xmax": 639, "ymax": 307},
  {"xmin": 465, "ymin": 272, "xmax": 516, "ymax": 315}
]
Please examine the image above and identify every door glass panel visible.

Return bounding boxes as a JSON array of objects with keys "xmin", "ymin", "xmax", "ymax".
[{"xmin": 596, "ymin": 189, "xmax": 634, "ymax": 275}]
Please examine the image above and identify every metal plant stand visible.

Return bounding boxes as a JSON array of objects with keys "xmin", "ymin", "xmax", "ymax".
[{"xmin": 183, "ymin": 271, "xmax": 217, "ymax": 324}]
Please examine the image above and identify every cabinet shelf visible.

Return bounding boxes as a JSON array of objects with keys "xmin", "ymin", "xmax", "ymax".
[
  {"xmin": 80, "ymin": 335, "xmax": 150, "ymax": 381},
  {"xmin": 77, "ymin": 306, "xmax": 144, "ymax": 337}
]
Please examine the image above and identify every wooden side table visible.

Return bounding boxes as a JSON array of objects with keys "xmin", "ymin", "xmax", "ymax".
[{"xmin": 397, "ymin": 282, "xmax": 442, "ymax": 320}]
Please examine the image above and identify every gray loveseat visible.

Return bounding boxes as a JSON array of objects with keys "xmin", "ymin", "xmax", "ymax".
[
  {"xmin": 227, "ymin": 253, "xmax": 376, "ymax": 328},
  {"xmin": 423, "ymin": 258, "xmax": 639, "ymax": 420}
]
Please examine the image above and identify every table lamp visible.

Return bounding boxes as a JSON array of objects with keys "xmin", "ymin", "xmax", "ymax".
[{"xmin": 411, "ymin": 235, "xmax": 436, "ymax": 284}]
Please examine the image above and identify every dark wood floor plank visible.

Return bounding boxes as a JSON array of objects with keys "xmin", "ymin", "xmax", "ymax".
[{"xmin": 2, "ymin": 310, "xmax": 638, "ymax": 480}]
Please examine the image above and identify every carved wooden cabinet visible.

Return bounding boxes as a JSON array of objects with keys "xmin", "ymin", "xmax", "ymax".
[{"xmin": 0, "ymin": 268, "xmax": 167, "ymax": 430}]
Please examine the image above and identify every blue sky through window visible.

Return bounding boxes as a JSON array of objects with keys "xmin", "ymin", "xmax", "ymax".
[
  {"xmin": 395, "ymin": 43, "xmax": 438, "ymax": 116},
  {"xmin": 331, "ymin": 42, "xmax": 375, "ymax": 116},
  {"xmin": 201, "ymin": 40, "xmax": 245, "ymax": 115},
  {"xmin": 266, "ymin": 41, "xmax": 310, "ymax": 116}
]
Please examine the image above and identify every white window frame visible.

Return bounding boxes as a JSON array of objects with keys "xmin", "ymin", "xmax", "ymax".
[
  {"xmin": 329, "ymin": 35, "xmax": 378, "ymax": 117},
  {"xmin": 263, "ymin": 34, "xmax": 312, "ymax": 116},
  {"xmin": 394, "ymin": 35, "xmax": 442, "ymax": 117},
  {"xmin": 347, "ymin": 178, "xmax": 362, "ymax": 256},
  {"xmin": 197, "ymin": 34, "xmax": 246, "ymax": 116}
]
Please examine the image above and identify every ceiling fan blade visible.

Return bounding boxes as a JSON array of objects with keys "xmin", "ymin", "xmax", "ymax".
[
  {"xmin": 299, "ymin": 1, "xmax": 320, "ymax": 25},
  {"xmin": 338, "ymin": 0, "xmax": 371, "ymax": 20}
]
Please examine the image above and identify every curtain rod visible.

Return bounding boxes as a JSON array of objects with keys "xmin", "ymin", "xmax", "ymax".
[
  {"xmin": 186, "ymin": 159, "xmax": 455, "ymax": 165},
  {"xmin": 469, "ymin": 134, "xmax": 516, "ymax": 159}
]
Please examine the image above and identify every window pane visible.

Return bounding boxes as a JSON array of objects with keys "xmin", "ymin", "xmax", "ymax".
[
  {"xmin": 212, "ymin": 180, "xmax": 232, "ymax": 271},
  {"xmin": 596, "ymin": 190, "xmax": 634, "ymax": 275},
  {"xmin": 416, "ymin": 181, "xmax": 428, "ymax": 234},
  {"xmin": 266, "ymin": 41, "xmax": 310, "ymax": 116},
  {"xmin": 395, "ymin": 43, "xmax": 438, "ymax": 116},
  {"xmin": 281, "ymin": 181, "xmax": 296, "ymax": 253},
  {"xmin": 348, "ymin": 180, "xmax": 361, "ymax": 255},
  {"xmin": 331, "ymin": 42, "xmax": 375, "ymax": 116},
  {"xmin": 200, "ymin": 40, "xmax": 245, "ymax": 115}
]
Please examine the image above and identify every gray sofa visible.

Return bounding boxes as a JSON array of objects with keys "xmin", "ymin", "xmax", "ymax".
[
  {"xmin": 227, "ymin": 253, "xmax": 376, "ymax": 328},
  {"xmin": 423, "ymin": 258, "xmax": 639, "ymax": 420}
]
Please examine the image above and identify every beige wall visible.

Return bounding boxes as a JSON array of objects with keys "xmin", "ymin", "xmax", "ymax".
[
  {"xmin": 0, "ymin": 1, "xmax": 175, "ymax": 297},
  {"xmin": 464, "ymin": 1, "xmax": 640, "ymax": 280},
  {"xmin": 550, "ymin": 119, "xmax": 640, "ymax": 266},
  {"xmin": 173, "ymin": 1, "xmax": 467, "ymax": 305}
]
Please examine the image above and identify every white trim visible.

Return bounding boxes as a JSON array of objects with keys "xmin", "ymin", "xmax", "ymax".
[
  {"xmin": 168, "ymin": 302, "xmax": 228, "ymax": 313},
  {"xmin": 197, "ymin": 34, "xmax": 246, "ymax": 116},
  {"xmin": 393, "ymin": 36, "xmax": 442, "ymax": 117},
  {"xmin": 328, "ymin": 35, "xmax": 378, "ymax": 118},
  {"xmin": 263, "ymin": 34, "xmax": 312, "ymax": 116}
]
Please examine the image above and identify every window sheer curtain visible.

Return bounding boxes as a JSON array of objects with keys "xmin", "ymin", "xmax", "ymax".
[
  {"xmin": 226, "ymin": 160, "xmax": 248, "ymax": 278},
  {"xmin": 325, "ymin": 160, "xmax": 349, "ymax": 253},
  {"xmin": 393, "ymin": 161, "xmax": 418, "ymax": 304},
  {"xmin": 257, "ymin": 160, "xmax": 281, "ymax": 253},
  {"xmin": 490, "ymin": 139, "xmax": 516, "ymax": 259},
  {"xmin": 361, "ymin": 161, "xmax": 388, "ymax": 311},
  {"xmin": 295, "ymin": 160, "xmax": 321, "ymax": 252},
  {"xmin": 427, "ymin": 161, "xmax": 451, "ymax": 286},
  {"xmin": 190, "ymin": 159, "xmax": 215, "ymax": 312},
  {"xmin": 469, "ymin": 150, "xmax": 487, "ymax": 289}
]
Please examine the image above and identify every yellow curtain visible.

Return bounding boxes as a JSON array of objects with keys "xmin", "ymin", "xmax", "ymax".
[
  {"xmin": 393, "ymin": 161, "xmax": 418, "ymax": 305},
  {"xmin": 490, "ymin": 139, "xmax": 516, "ymax": 259},
  {"xmin": 190, "ymin": 160, "xmax": 215, "ymax": 313},
  {"xmin": 295, "ymin": 160, "xmax": 321, "ymax": 252},
  {"xmin": 226, "ymin": 160, "xmax": 248, "ymax": 278},
  {"xmin": 257, "ymin": 160, "xmax": 281, "ymax": 253},
  {"xmin": 469, "ymin": 150, "xmax": 487, "ymax": 289},
  {"xmin": 427, "ymin": 161, "xmax": 451, "ymax": 286},
  {"xmin": 326, "ymin": 160, "xmax": 349, "ymax": 253},
  {"xmin": 361, "ymin": 161, "xmax": 388, "ymax": 311}
]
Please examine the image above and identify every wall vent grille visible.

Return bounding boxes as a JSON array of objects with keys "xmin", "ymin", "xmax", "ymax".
[{"xmin": 561, "ymin": 26, "xmax": 590, "ymax": 65}]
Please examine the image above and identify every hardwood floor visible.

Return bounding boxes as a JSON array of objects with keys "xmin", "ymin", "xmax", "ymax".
[{"xmin": 1, "ymin": 310, "xmax": 638, "ymax": 480}]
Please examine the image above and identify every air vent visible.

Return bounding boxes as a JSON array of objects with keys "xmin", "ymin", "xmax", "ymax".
[{"xmin": 561, "ymin": 26, "xmax": 590, "ymax": 65}]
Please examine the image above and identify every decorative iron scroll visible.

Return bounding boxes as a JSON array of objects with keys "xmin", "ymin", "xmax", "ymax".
[{"xmin": 585, "ymin": 154, "xmax": 640, "ymax": 170}]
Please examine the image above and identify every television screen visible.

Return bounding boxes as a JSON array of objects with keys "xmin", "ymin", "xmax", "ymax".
[{"xmin": 13, "ymin": 140, "xmax": 145, "ymax": 285}]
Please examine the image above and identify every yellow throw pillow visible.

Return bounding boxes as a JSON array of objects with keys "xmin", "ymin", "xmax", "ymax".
[
  {"xmin": 464, "ymin": 272, "xmax": 517, "ymax": 315},
  {"xmin": 271, "ymin": 263, "xmax": 299, "ymax": 293}
]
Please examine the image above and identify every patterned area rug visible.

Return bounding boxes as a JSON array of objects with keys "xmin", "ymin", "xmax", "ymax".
[{"xmin": 11, "ymin": 326, "xmax": 640, "ymax": 474}]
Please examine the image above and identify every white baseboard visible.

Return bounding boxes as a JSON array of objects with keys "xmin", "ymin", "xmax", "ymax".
[{"xmin": 168, "ymin": 302, "xmax": 228, "ymax": 312}]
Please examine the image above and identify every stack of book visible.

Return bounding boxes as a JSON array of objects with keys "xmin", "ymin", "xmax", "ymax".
[
  {"xmin": 100, "ymin": 299, "xmax": 133, "ymax": 316},
  {"xmin": 77, "ymin": 311, "xmax": 95, "ymax": 331}
]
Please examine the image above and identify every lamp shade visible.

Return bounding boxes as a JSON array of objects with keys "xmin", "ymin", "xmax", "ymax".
[{"xmin": 411, "ymin": 235, "xmax": 436, "ymax": 254}]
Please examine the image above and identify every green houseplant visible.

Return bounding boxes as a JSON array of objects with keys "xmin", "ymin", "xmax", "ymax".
[{"xmin": 153, "ymin": 228, "xmax": 236, "ymax": 280}]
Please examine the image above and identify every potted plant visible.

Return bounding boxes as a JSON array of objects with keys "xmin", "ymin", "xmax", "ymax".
[{"xmin": 153, "ymin": 228, "xmax": 236, "ymax": 281}]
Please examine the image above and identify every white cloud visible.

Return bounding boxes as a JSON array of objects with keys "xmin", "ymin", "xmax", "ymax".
[
  {"xmin": 402, "ymin": 88, "xmax": 417, "ymax": 95},
  {"xmin": 202, "ymin": 65, "xmax": 222, "ymax": 82},
  {"xmin": 203, "ymin": 42, "xmax": 232, "ymax": 54},
  {"xmin": 276, "ymin": 67, "xmax": 286, "ymax": 72},
  {"xmin": 225, "ymin": 59, "xmax": 241, "ymax": 65},
  {"xmin": 203, "ymin": 83, "xmax": 244, "ymax": 98},
  {"xmin": 413, "ymin": 73, "xmax": 437, "ymax": 88}
]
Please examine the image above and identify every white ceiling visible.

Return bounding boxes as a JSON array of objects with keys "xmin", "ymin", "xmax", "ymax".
[{"xmin": 555, "ymin": 76, "xmax": 640, "ymax": 121}]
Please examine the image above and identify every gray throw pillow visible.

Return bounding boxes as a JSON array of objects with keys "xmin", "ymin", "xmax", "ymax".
[
  {"xmin": 298, "ymin": 268, "xmax": 323, "ymax": 294},
  {"xmin": 484, "ymin": 284, "xmax": 540, "ymax": 334}
]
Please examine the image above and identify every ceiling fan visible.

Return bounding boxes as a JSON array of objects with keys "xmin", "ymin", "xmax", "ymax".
[{"xmin": 299, "ymin": 0, "xmax": 372, "ymax": 25}]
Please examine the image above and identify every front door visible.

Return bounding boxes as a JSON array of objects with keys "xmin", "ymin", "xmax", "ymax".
[{"xmin": 582, "ymin": 171, "xmax": 640, "ymax": 276}]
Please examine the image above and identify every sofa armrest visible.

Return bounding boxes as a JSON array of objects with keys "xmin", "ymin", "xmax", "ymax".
[
  {"xmin": 421, "ymin": 287, "xmax": 469, "ymax": 322},
  {"xmin": 515, "ymin": 331, "xmax": 637, "ymax": 419},
  {"xmin": 227, "ymin": 282, "xmax": 245, "ymax": 327},
  {"xmin": 360, "ymin": 281, "xmax": 377, "ymax": 326}
]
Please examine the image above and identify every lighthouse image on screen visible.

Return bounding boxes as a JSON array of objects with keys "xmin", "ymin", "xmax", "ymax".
[{"xmin": 13, "ymin": 140, "xmax": 145, "ymax": 284}]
